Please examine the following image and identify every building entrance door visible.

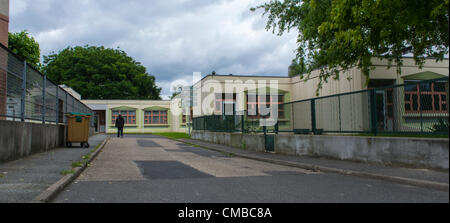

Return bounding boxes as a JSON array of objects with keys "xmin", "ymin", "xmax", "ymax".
[
  {"xmin": 375, "ymin": 90, "xmax": 394, "ymax": 132},
  {"xmin": 94, "ymin": 110, "xmax": 106, "ymax": 133},
  {"xmin": 369, "ymin": 79, "xmax": 395, "ymax": 132}
]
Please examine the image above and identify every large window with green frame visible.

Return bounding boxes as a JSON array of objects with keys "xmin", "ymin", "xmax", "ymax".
[
  {"xmin": 247, "ymin": 94, "xmax": 285, "ymax": 119},
  {"xmin": 144, "ymin": 110, "xmax": 168, "ymax": 124},
  {"xmin": 404, "ymin": 80, "xmax": 447, "ymax": 113},
  {"xmin": 112, "ymin": 110, "xmax": 136, "ymax": 125}
]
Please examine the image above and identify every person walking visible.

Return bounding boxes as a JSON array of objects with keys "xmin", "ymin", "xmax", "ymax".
[{"xmin": 115, "ymin": 114, "xmax": 125, "ymax": 138}]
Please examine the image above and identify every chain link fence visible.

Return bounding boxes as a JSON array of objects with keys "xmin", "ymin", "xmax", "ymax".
[
  {"xmin": 192, "ymin": 77, "xmax": 449, "ymax": 136},
  {"xmin": 0, "ymin": 44, "xmax": 93, "ymax": 125}
]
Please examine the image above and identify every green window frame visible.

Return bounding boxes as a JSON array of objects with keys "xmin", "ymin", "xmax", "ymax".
[
  {"xmin": 112, "ymin": 110, "xmax": 136, "ymax": 125},
  {"xmin": 144, "ymin": 110, "xmax": 168, "ymax": 124}
]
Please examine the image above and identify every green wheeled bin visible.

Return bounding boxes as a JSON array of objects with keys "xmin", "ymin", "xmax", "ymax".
[{"xmin": 66, "ymin": 112, "xmax": 92, "ymax": 148}]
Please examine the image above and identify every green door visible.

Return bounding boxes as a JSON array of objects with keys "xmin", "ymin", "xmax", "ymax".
[{"xmin": 265, "ymin": 134, "xmax": 275, "ymax": 152}]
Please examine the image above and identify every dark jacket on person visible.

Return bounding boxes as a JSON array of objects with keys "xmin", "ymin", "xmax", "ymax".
[{"xmin": 115, "ymin": 116, "xmax": 125, "ymax": 128}]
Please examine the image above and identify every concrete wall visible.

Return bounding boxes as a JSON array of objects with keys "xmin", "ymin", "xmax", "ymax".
[
  {"xmin": 0, "ymin": 0, "xmax": 8, "ymax": 47},
  {"xmin": 192, "ymin": 131, "xmax": 265, "ymax": 153},
  {"xmin": 275, "ymin": 134, "xmax": 449, "ymax": 170},
  {"xmin": 0, "ymin": 120, "xmax": 65, "ymax": 163},
  {"xmin": 192, "ymin": 131, "xmax": 449, "ymax": 170}
]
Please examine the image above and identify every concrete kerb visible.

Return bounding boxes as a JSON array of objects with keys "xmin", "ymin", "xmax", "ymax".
[
  {"xmin": 30, "ymin": 136, "xmax": 111, "ymax": 203},
  {"xmin": 175, "ymin": 138, "xmax": 449, "ymax": 192}
]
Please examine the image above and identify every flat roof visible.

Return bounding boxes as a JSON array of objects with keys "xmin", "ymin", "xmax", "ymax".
[{"xmin": 194, "ymin": 74, "xmax": 291, "ymax": 86}]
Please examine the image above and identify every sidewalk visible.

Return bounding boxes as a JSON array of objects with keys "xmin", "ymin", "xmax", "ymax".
[
  {"xmin": 0, "ymin": 134, "xmax": 107, "ymax": 203},
  {"xmin": 180, "ymin": 138, "xmax": 449, "ymax": 190}
]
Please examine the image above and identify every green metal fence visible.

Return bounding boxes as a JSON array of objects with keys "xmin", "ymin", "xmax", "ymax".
[
  {"xmin": 0, "ymin": 43, "xmax": 94, "ymax": 126},
  {"xmin": 192, "ymin": 114, "xmax": 244, "ymax": 132},
  {"xmin": 192, "ymin": 77, "xmax": 449, "ymax": 136},
  {"xmin": 192, "ymin": 111, "xmax": 279, "ymax": 133}
]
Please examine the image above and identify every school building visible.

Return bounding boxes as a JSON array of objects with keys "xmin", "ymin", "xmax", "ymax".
[{"xmin": 82, "ymin": 57, "xmax": 448, "ymax": 134}]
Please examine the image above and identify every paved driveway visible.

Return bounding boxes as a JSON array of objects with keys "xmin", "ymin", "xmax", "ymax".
[
  {"xmin": 53, "ymin": 135, "xmax": 448, "ymax": 203},
  {"xmin": 0, "ymin": 134, "xmax": 107, "ymax": 203}
]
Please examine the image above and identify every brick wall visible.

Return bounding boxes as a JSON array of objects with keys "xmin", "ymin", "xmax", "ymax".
[
  {"xmin": 0, "ymin": 13, "xmax": 8, "ymax": 119},
  {"xmin": 0, "ymin": 13, "xmax": 7, "ymax": 46}
]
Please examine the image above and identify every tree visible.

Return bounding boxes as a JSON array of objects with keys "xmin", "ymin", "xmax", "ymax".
[
  {"xmin": 42, "ymin": 45, "xmax": 161, "ymax": 100},
  {"xmin": 170, "ymin": 85, "xmax": 183, "ymax": 100},
  {"xmin": 252, "ymin": 0, "xmax": 449, "ymax": 89},
  {"xmin": 8, "ymin": 30, "xmax": 41, "ymax": 69},
  {"xmin": 288, "ymin": 59, "xmax": 307, "ymax": 77}
]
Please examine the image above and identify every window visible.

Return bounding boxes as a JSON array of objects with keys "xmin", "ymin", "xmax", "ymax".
[
  {"xmin": 404, "ymin": 81, "xmax": 447, "ymax": 113},
  {"xmin": 144, "ymin": 110, "xmax": 168, "ymax": 124},
  {"xmin": 247, "ymin": 94, "xmax": 285, "ymax": 119},
  {"xmin": 182, "ymin": 110, "xmax": 192, "ymax": 124},
  {"xmin": 182, "ymin": 108, "xmax": 192, "ymax": 124},
  {"xmin": 34, "ymin": 104, "xmax": 43, "ymax": 114},
  {"xmin": 112, "ymin": 110, "xmax": 136, "ymax": 125},
  {"xmin": 215, "ymin": 93, "xmax": 236, "ymax": 115}
]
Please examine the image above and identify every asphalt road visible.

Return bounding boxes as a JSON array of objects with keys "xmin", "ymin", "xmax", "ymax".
[{"xmin": 52, "ymin": 135, "xmax": 449, "ymax": 203}]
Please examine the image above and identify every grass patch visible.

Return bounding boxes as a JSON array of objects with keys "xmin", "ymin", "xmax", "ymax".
[
  {"xmin": 150, "ymin": 132, "xmax": 191, "ymax": 140},
  {"xmin": 60, "ymin": 169, "xmax": 75, "ymax": 175},
  {"xmin": 71, "ymin": 162, "xmax": 83, "ymax": 168},
  {"xmin": 60, "ymin": 138, "xmax": 105, "ymax": 175}
]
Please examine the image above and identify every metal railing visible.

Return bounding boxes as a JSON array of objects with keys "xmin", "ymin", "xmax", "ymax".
[
  {"xmin": 0, "ymin": 43, "xmax": 93, "ymax": 125},
  {"xmin": 192, "ymin": 77, "xmax": 449, "ymax": 136}
]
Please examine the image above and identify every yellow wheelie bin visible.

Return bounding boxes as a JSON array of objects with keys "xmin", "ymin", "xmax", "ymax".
[{"xmin": 66, "ymin": 112, "xmax": 92, "ymax": 148}]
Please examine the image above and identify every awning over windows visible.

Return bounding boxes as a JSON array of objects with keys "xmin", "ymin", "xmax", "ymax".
[
  {"xmin": 245, "ymin": 87, "xmax": 288, "ymax": 95},
  {"xmin": 403, "ymin": 71, "xmax": 447, "ymax": 80},
  {"xmin": 110, "ymin": 106, "xmax": 137, "ymax": 111},
  {"xmin": 143, "ymin": 106, "xmax": 169, "ymax": 111}
]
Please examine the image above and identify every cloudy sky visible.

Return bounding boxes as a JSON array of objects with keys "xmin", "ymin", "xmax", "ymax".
[{"xmin": 9, "ymin": 0, "xmax": 298, "ymax": 99}]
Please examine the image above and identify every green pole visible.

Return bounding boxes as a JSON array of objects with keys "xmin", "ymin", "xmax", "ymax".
[
  {"xmin": 311, "ymin": 99, "xmax": 316, "ymax": 134},
  {"xmin": 419, "ymin": 84, "xmax": 423, "ymax": 133},
  {"xmin": 370, "ymin": 89, "xmax": 378, "ymax": 136},
  {"xmin": 241, "ymin": 112, "xmax": 245, "ymax": 133},
  {"xmin": 338, "ymin": 95, "xmax": 342, "ymax": 132}
]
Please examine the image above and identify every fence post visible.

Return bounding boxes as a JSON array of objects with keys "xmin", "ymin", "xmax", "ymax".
[
  {"xmin": 338, "ymin": 95, "xmax": 342, "ymax": 132},
  {"xmin": 275, "ymin": 121, "xmax": 279, "ymax": 134},
  {"xmin": 418, "ymin": 84, "xmax": 423, "ymax": 133},
  {"xmin": 42, "ymin": 75, "xmax": 46, "ymax": 124},
  {"xmin": 291, "ymin": 103, "xmax": 295, "ymax": 132},
  {"xmin": 310, "ymin": 99, "xmax": 316, "ymax": 134},
  {"xmin": 20, "ymin": 61, "xmax": 27, "ymax": 121},
  {"xmin": 241, "ymin": 113, "xmax": 245, "ymax": 133},
  {"xmin": 369, "ymin": 89, "xmax": 377, "ymax": 136},
  {"xmin": 56, "ymin": 86, "xmax": 59, "ymax": 124},
  {"xmin": 65, "ymin": 91, "xmax": 68, "ymax": 123}
]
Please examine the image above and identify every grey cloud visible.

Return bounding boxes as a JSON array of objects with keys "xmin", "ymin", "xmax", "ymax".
[{"xmin": 10, "ymin": 0, "xmax": 298, "ymax": 98}]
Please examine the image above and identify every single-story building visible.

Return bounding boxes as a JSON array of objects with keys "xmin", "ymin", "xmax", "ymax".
[
  {"xmin": 81, "ymin": 57, "xmax": 448, "ymax": 135},
  {"xmin": 190, "ymin": 57, "xmax": 449, "ymax": 133},
  {"xmin": 82, "ymin": 97, "xmax": 189, "ymax": 134}
]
